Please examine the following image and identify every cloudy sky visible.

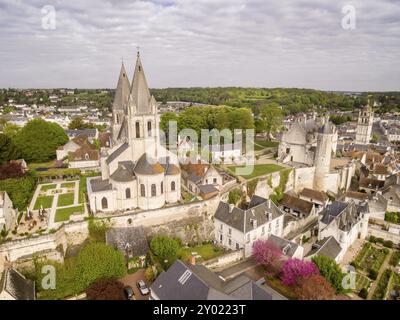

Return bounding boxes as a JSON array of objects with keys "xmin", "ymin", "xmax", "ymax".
[{"xmin": 0, "ymin": 0, "xmax": 399, "ymax": 91}]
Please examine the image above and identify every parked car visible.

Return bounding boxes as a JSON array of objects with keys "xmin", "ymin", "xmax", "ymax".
[
  {"xmin": 124, "ymin": 286, "xmax": 134, "ymax": 300},
  {"xmin": 136, "ymin": 280, "xmax": 150, "ymax": 295}
]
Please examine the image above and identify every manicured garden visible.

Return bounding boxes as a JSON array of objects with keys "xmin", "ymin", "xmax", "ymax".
[
  {"xmin": 352, "ymin": 242, "xmax": 388, "ymax": 277},
  {"xmin": 385, "ymin": 211, "xmax": 400, "ymax": 225},
  {"xmin": 61, "ymin": 182, "xmax": 76, "ymax": 189},
  {"xmin": 55, "ymin": 205, "xmax": 83, "ymax": 222},
  {"xmin": 227, "ymin": 163, "xmax": 284, "ymax": 179},
  {"xmin": 40, "ymin": 184, "xmax": 57, "ymax": 192},
  {"xmin": 179, "ymin": 244, "xmax": 224, "ymax": 263},
  {"xmin": 57, "ymin": 193, "xmax": 75, "ymax": 207},
  {"xmin": 34, "ymin": 195, "xmax": 54, "ymax": 210},
  {"xmin": 355, "ymin": 273, "xmax": 371, "ymax": 292}
]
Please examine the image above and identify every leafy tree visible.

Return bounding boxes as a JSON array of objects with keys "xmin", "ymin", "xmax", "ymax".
[
  {"xmin": 228, "ymin": 188, "xmax": 242, "ymax": 206},
  {"xmin": 0, "ymin": 133, "xmax": 21, "ymax": 164},
  {"xmin": 13, "ymin": 119, "xmax": 68, "ymax": 162},
  {"xmin": 74, "ymin": 242, "xmax": 127, "ymax": 290},
  {"xmin": 255, "ymin": 103, "xmax": 283, "ymax": 139},
  {"xmin": 150, "ymin": 235, "xmax": 180, "ymax": 262},
  {"xmin": 312, "ymin": 255, "xmax": 345, "ymax": 293},
  {"xmin": 0, "ymin": 175, "xmax": 36, "ymax": 210},
  {"xmin": 281, "ymin": 258, "xmax": 319, "ymax": 286},
  {"xmin": 3, "ymin": 123, "xmax": 21, "ymax": 139},
  {"xmin": 160, "ymin": 112, "xmax": 179, "ymax": 141},
  {"xmin": 86, "ymin": 278, "xmax": 125, "ymax": 300},
  {"xmin": 295, "ymin": 274, "xmax": 336, "ymax": 300},
  {"xmin": 68, "ymin": 116, "xmax": 87, "ymax": 130},
  {"xmin": 252, "ymin": 239, "xmax": 283, "ymax": 276}
]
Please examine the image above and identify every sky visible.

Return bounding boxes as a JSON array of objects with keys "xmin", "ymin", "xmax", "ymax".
[{"xmin": 0, "ymin": 0, "xmax": 399, "ymax": 91}]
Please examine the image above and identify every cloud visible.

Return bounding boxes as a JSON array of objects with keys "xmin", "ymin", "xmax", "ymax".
[{"xmin": 0, "ymin": 0, "xmax": 399, "ymax": 91}]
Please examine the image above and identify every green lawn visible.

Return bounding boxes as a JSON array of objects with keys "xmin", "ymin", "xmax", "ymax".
[
  {"xmin": 179, "ymin": 244, "xmax": 224, "ymax": 263},
  {"xmin": 61, "ymin": 182, "xmax": 76, "ymax": 189},
  {"xmin": 34, "ymin": 195, "xmax": 54, "ymax": 210},
  {"xmin": 57, "ymin": 193, "xmax": 75, "ymax": 207},
  {"xmin": 227, "ymin": 164, "xmax": 284, "ymax": 179},
  {"xmin": 40, "ymin": 184, "xmax": 57, "ymax": 192},
  {"xmin": 55, "ymin": 205, "xmax": 83, "ymax": 222}
]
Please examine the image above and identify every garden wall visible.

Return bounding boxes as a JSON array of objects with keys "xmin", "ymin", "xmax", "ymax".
[
  {"xmin": 203, "ymin": 249, "xmax": 244, "ymax": 270},
  {"xmin": 368, "ymin": 227, "xmax": 400, "ymax": 245}
]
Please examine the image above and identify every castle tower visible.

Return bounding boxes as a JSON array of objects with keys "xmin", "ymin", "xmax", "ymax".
[
  {"xmin": 314, "ymin": 118, "xmax": 333, "ymax": 192},
  {"xmin": 111, "ymin": 62, "xmax": 130, "ymax": 145},
  {"xmin": 355, "ymin": 103, "xmax": 373, "ymax": 145},
  {"xmin": 126, "ymin": 51, "xmax": 160, "ymax": 161}
]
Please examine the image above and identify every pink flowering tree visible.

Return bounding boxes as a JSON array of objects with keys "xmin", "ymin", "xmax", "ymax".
[
  {"xmin": 252, "ymin": 239, "xmax": 283, "ymax": 276},
  {"xmin": 281, "ymin": 258, "xmax": 319, "ymax": 286}
]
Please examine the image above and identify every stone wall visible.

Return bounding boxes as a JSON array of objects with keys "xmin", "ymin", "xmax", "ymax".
[
  {"xmin": 203, "ymin": 250, "xmax": 244, "ymax": 270},
  {"xmin": 254, "ymin": 170, "xmax": 295, "ymax": 199},
  {"xmin": 368, "ymin": 227, "xmax": 400, "ymax": 245}
]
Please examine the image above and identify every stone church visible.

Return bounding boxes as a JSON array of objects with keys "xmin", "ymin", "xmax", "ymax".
[{"xmin": 87, "ymin": 53, "xmax": 181, "ymax": 213}]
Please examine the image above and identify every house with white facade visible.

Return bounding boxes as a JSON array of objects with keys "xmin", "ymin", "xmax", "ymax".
[
  {"xmin": 204, "ymin": 141, "xmax": 242, "ymax": 164},
  {"xmin": 0, "ymin": 191, "xmax": 17, "ymax": 233},
  {"xmin": 214, "ymin": 195, "xmax": 285, "ymax": 257}
]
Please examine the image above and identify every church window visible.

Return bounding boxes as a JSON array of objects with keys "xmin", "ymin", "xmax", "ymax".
[
  {"xmin": 136, "ymin": 121, "xmax": 140, "ymax": 138},
  {"xmin": 161, "ymin": 181, "xmax": 163, "ymax": 193},
  {"xmin": 151, "ymin": 184, "xmax": 156, "ymax": 197},
  {"xmin": 101, "ymin": 197, "xmax": 108, "ymax": 209},
  {"xmin": 171, "ymin": 181, "xmax": 176, "ymax": 191},
  {"xmin": 140, "ymin": 184, "xmax": 145, "ymax": 197},
  {"xmin": 147, "ymin": 121, "xmax": 152, "ymax": 136},
  {"xmin": 125, "ymin": 188, "xmax": 131, "ymax": 199}
]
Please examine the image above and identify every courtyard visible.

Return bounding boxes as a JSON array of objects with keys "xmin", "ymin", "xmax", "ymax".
[{"xmin": 27, "ymin": 180, "xmax": 86, "ymax": 229}]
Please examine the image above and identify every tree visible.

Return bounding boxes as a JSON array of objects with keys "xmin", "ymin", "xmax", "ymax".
[
  {"xmin": 86, "ymin": 278, "xmax": 125, "ymax": 300},
  {"xmin": 150, "ymin": 235, "xmax": 180, "ymax": 262},
  {"xmin": 0, "ymin": 134, "xmax": 21, "ymax": 164},
  {"xmin": 13, "ymin": 119, "xmax": 69, "ymax": 162},
  {"xmin": 74, "ymin": 242, "xmax": 127, "ymax": 290},
  {"xmin": 160, "ymin": 112, "xmax": 179, "ymax": 141},
  {"xmin": 281, "ymin": 258, "xmax": 319, "ymax": 286},
  {"xmin": 228, "ymin": 188, "xmax": 242, "ymax": 206},
  {"xmin": 68, "ymin": 116, "xmax": 87, "ymax": 130},
  {"xmin": 295, "ymin": 274, "xmax": 336, "ymax": 300},
  {"xmin": 252, "ymin": 239, "xmax": 283, "ymax": 276},
  {"xmin": 3, "ymin": 123, "xmax": 21, "ymax": 139},
  {"xmin": 145, "ymin": 267, "xmax": 155, "ymax": 282},
  {"xmin": 312, "ymin": 255, "xmax": 345, "ymax": 293},
  {"xmin": 256, "ymin": 103, "xmax": 283, "ymax": 139}
]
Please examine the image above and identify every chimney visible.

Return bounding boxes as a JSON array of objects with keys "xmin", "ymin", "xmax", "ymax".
[
  {"xmin": 190, "ymin": 254, "xmax": 196, "ymax": 266},
  {"xmin": 229, "ymin": 203, "xmax": 234, "ymax": 213}
]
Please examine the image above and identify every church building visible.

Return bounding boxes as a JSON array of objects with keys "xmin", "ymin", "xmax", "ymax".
[{"xmin": 87, "ymin": 53, "xmax": 181, "ymax": 213}]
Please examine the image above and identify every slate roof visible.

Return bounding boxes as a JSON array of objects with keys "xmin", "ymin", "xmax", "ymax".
[
  {"xmin": 344, "ymin": 191, "xmax": 369, "ymax": 201},
  {"xmin": 106, "ymin": 226, "xmax": 149, "ymax": 259},
  {"xmin": 110, "ymin": 161, "xmax": 135, "ymax": 182},
  {"xmin": 320, "ymin": 201, "xmax": 361, "ymax": 232},
  {"xmin": 134, "ymin": 153, "xmax": 165, "ymax": 175},
  {"xmin": 280, "ymin": 193, "xmax": 313, "ymax": 215},
  {"xmin": 66, "ymin": 128, "xmax": 97, "ymax": 139},
  {"xmin": 359, "ymin": 178, "xmax": 385, "ymax": 190},
  {"xmin": 299, "ymin": 188, "xmax": 328, "ymax": 203},
  {"xmin": 106, "ymin": 142, "xmax": 129, "ymax": 165},
  {"xmin": 267, "ymin": 234, "xmax": 300, "ymax": 258},
  {"xmin": 90, "ymin": 178, "xmax": 113, "ymax": 192},
  {"xmin": 306, "ymin": 236, "xmax": 342, "ymax": 260},
  {"xmin": 198, "ymin": 184, "xmax": 219, "ymax": 195},
  {"xmin": 150, "ymin": 260, "xmax": 277, "ymax": 300},
  {"xmin": 214, "ymin": 195, "xmax": 284, "ymax": 233},
  {"xmin": 0, "ymin": 268, "xmax": 35, "ymax": 300},
  {"xmin": 112, "ymin": 62, "xmax": 130, "ymax": 110}
]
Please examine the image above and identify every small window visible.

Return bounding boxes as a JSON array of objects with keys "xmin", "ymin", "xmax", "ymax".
[
  {"xmin": 161, "ymin": 181, "xmax": 163, "ymax": 194},
  {"xmin": 147, "ymin": 121, "xmax": 152, "ymax": 136},
  {"xmin": 135, "ymin": 121, "xmax": 140, "ymax": 138},
  {"xmin": 228, "ymin": 228, "xmax": 232, "ymax": 235},
  {"xmin": 101, "ymin": 197, "xmax": 108, "ymax": 209},
  {"xmin": 213, "ymin": 178, "xmax": 217, "ymax": 184},
  {"xmin": 140, "ymin": 184, "xmax": 145, "ymax": 197},
  {"xmin": 125, "ymin": 188, "xmax": 131, "ymax": 199},
  {"xmin": 171, "ymin": 181, "xmax": 176, "ymax": 191},
  {"xmin": 261, "ymin": 226, "xmax": 265, "ymax": 235},
  {"xmin": 228, "ymin": 239, "xmax": 231, "ymax": 246},
  {"xmin": 151, "ymin": 184, "xmax": 156, "ymax": 197},
  {"xmin": 220, "ymin": 224, "xmax": 223, "ymax": 231},
  {"xmin": 236, "ymin": 243, "xmax": 239, "ymax": 250}
]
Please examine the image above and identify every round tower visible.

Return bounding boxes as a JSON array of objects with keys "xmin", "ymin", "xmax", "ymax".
[{"xmin": 314, "ymin": 118, "xmax": 333, "ymax": 192}]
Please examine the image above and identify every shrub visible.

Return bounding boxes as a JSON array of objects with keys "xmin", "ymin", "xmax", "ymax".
[
  {"xmin": 0, "ymin": 175, "xmax": 36, "ymax": 210},
  {"xmin": 369, "ymin": 269, "xmax": 378, "ymax": 280},
  {"xmin": 312, "ymin": 255, "xmax": 346, "ymax": 293},
  {"xmin": 382, "ymin": 248, "xmax": 389, "ymax": 255},
  {"xmin": 383, "ymin": 240, "xmax": 393, "ymax": 248},
  {"xmin": 88, "ymin": 218, "xmax": 108, "ymax": 242},
  {"xmin": 145, "ymin": 267, "xmax": 155, "ymax": 282},
  {"xmin": 389, "ymin": 251, "xmax": 400, "ymax": 267},
  {"xmin": 359, "ymin": 288, "xmax": 368, "ymax": 299},
  {"xmin": 150, "ymin": 235, "xmax": 180, "ymax": 266},
  {"xmin": 295, "ymin": 274, "xmax": 336, "ymax": 300},
  {"xmin": 369, "ymin": 235, "xmax": 376, "ymax": 243},
  {"xmin": 252, "ymin": 239, "xmax": 283, "ymax": 276},
  {"xmin": 86, "ymin": 278, "xmax": 125, "ymax": 300},
  {"xmin": 376, "ymin": 237, "xmax": 384, "ymax": 244}
]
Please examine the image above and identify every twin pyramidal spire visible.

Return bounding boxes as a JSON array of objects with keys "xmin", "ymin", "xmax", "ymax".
[{"xmin": 112, "ymin": 50, "xmax": 153, "ymax": 115}]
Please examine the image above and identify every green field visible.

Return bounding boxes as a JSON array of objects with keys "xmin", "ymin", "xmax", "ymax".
[
  {"xmin": 57, "ymin": 193, "xmax": 75, "ymax": 207},
  {"xmin": 40, "ymin": 184, "xmax": 57, "ymax": 192},
  {"xmin": 179, "ymin": 244, "xmax": 224, "ymax": 263},
  {"xmin": 61, "ymin": 182, "xmax": 76, "ymax": 189},
  {"xmin": 55, "ymin": 205, "xmax": 83, "ymax": 222},
  {"xmin": 227, "ymin": 164, "xmax": 284, "ymax": 179},
  {"xmin": 34, "ymin": 195, "xmax": 54, "ymax": 210}
]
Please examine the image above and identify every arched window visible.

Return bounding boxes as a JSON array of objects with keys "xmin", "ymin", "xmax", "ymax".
[
  {"xmin": 151, "ymin": 184, "xmax": 156, "ymax": 197},
  {"xmin": 161, "ymin": 181, "xmax": 164, "ymax": 194},
  {"xmin": 135, "ymin": 121, "xmax": 140, "ymax": 138},
  {"xmin": 101, "ymin": 197, "xmax": 108, "ymax": 209},
  {"xmin": 125, "ymin": 188, "xmax": 131, "ymax": 199},
  {"xmin": 147, "ymin": 121, "xmax": 152, "ymax": 137},
  {"xmin": 171, "ymin": 181, "xmax": 176, "ymax": 191},
  {"xmin": 140, "ymin": 184, "xmax": 145, "ymax": 197}
]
